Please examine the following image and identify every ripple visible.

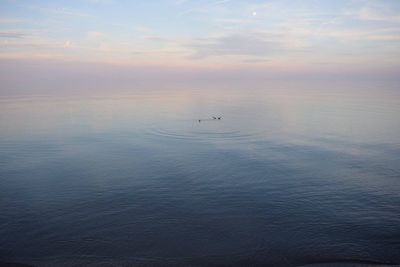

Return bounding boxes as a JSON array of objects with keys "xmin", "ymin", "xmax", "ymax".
[{"xmin": 146, "ymin": 120, "xmax": 265, "ymax": 142}]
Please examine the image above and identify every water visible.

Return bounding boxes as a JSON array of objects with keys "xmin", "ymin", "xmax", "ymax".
[{"xmin": 0, "ymin": 81, "xmax": 400, "ymax": 267}]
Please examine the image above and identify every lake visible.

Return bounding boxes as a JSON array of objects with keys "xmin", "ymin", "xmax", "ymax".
[{"xmin": 1, "ymin": 81, "xmax": 399, "ymax": 267}]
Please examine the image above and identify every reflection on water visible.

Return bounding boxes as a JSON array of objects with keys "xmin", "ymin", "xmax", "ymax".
[{"xmin": 0, "ymin": 81, "xmax": 400, "ymax": 267}]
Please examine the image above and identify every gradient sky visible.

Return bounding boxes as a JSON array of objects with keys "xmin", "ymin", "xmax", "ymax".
[{"xmin": 0, "ymin": 0, "xmax": 400, "ymax": 90}]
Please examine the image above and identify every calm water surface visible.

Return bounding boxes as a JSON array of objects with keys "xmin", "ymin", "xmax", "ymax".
[{"xmin": 0, "ymin": 81, "xmax": 400, "ymax": 266}]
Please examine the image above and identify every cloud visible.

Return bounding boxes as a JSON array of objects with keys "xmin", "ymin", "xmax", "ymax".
[
  {"xmin": 63, "ymin": 40, "xmax": 72, "ymax": 48},
  {"xmin": 27, "ymin": 5, "xmax": 92, "ymax": 18},
  {"xmin": 0, "ymin": 18, "xmax": 26, "ymax": 24},
  {"xmin": 0, "ymin": 32, "xmax": 26, "ymax": 38},
  {"xmin": 0, "ymin": 37, "xmax": 77, "ymax": 52},
  {"xmin": 241, "ymin": 58, "xmax": 270, "ymax": 63},
  {"xmin": 189, "ymin": 32, "xmax": 283, "ymax": 59},
  {"xmin": 357, "ymin": 7, "xmax": 400, "ymax": 22},
  {"xmin": 1, "ymin": 0, "xmax": 399, "ymax": 69},
  {"xmin": 346, "ymin": 1, "xmax": 400, "ymax": 23},
  {"xmin": 320, "ymin": 27, "xmax": 400, "ymax": 42}
]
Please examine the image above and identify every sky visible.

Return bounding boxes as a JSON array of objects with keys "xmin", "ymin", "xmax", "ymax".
[{"xmin": 0, "ymin": 0, "xmax": 400, "ymax": 93}]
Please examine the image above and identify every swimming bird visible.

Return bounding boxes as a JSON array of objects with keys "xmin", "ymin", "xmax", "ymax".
[
  {"xmin": 212, "ymin": 116, "xmax": 217, "ymax": 120},
  {"xmin": 218, "ymin": 117, "xmax": 221, "ymax": 120},
  {"xmin": 198, "ymin": 119, "xmax": 201, "ymax": 122}
]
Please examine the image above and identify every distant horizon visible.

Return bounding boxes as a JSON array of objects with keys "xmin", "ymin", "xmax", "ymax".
[{"xmin": 1, "ymin": 58, "xmax": 399, "ymax": 97}]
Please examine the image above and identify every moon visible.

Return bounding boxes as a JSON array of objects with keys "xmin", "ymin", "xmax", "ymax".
[{"xmin": 252, "ymin": 11, "xmax": 257, "ymax": 16}]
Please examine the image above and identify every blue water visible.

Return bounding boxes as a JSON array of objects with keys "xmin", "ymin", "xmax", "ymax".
[{"xmin": 0, "ymin": 81, "xmax": 400, "ymax": 266}]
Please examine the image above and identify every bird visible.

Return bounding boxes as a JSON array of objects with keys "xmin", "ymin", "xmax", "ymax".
[
  {"xmin": 217, "ymin": 117, "xmax": 221, "ymax": 120},
  {"xmin": 212, "ymin": 116, "xmax": 217, "ymax": 120},
  {"xmin": 198, "ymin": 119, "xmax": 201, "ymax": 122}
]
